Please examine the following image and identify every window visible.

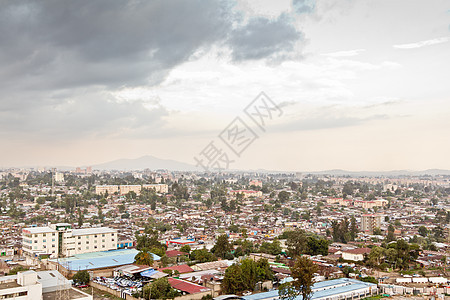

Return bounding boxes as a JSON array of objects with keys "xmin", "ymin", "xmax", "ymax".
[
  {"xmin": 34, "ymin": 234, "xmax": 38, "ymax": 238},
  {"xmin": 94, "ymin": 246, "xmax": 97, "ymax": 249},
  {"xmin": 34, "ymin": 240, "xmax": 38, "ymax": 243},
  {"xmin": 102, "ymin": 239, "xmax": 105, "ymax": 243},
  {"xmin": 112, "ymin": 239, "xmax": 115, "ymax": 242},
  {"xmin": 52, "ymin": 244, "xmax": 55, "ymax": 247},
  {"xmin": 78, "ymin": 242, "xmax": 81, "ymax": 245},
  {"xmin": 52, "ymin": 239, "xmax": 55, "ymax": 242},
  {"xmin": 43, "ymin": 245, "xmax": 46, "ymax": 248},
  {"xmin": 52, "ymin": 233, "xmax": 56, "ymax": 236},
  {"xmin": 102, "ymin": 234, "xmax": 105, "ymax": 237},
  {"xmin": 112, "ymin": 233, "xmax": 115, "ymax": 236},
  {"xmin": 94, "ymin": 235, "xmax": 97, "ymax": 238},
  {"xmin": 78, "ymin": 247, "xmax": 81, "ymax": 250},
  {"xmin": 102, "ymin": 245, "xmax": 105, "ymax": 248},
  {"xmin": 43, "ymin": 239, "xmax": 46, "ymax": 242},
  {"xmin": 86, "ymin": 241, "xmax": 89, "ymax": 244},
  {"xmin": 86, "ymin": 246, "xmax": 89, "ymax": 249},
  {"xmin": 78, "ymin": 236, "xmax": 81, "ymax": 239}
]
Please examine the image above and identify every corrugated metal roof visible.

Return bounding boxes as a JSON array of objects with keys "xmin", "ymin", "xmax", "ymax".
[{"xmin": 49, "ymin": 249, "xmax": 160, "ymax": 271}]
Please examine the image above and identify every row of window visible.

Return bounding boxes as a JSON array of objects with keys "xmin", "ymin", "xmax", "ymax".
[
  {"xmin": 1, "ymin": 291, "xmax": 27, "ymax": 298},
  {"xmin": 77, "ymin": 239, "xmax": 114, "ymax": 245}
]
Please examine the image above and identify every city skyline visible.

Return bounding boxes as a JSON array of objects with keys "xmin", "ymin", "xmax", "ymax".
[{"xmin": 1, "ymin": 0, "xmax": 449, "ymax": 171}]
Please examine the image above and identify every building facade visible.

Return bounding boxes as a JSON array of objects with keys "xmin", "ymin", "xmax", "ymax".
[
  {"xmin": 361, "ymin": 214, "xmax": 382, "ymax": 234},
  {"xmin": 22, "ymin": 224, "xmax": 117, "ymax": 258}
]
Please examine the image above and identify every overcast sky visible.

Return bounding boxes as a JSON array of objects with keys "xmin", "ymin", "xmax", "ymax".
[{"xmin": 1, "ymin": 0, "xmax": 449, "ymax": 171}]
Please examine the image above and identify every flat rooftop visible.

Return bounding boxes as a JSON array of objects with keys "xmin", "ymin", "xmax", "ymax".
[
  {"xmin": 0, "ymin": 281, "xmax": 20, "ymax": 290},
  {"xmin": 243, "ymin": 278, "xmax": 376, "ymax": 300},
  {"xmin": 43, "ymin": 288, "xmax": 90, "ymax": 300},
  {"xmin": 71, "ymin": 227, "xmax": 116, "ymax": 236},
  {"xmin": 23, "ymin": 226, "xmax": 57, "ymax": 234},
  {"xmin": 49, "ymin": 249, "xmax": 160, "ymax": 271}
]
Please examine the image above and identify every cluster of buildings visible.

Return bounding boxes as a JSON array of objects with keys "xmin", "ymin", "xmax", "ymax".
[
  {"xmin": 95, "ymin": 183, "xmax": 169, "ymax": 195},
  {"xmin": 0, "ymin": 167, "xmax": 449, "ymax": 299}
]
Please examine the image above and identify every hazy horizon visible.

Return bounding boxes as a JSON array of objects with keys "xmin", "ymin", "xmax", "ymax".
[{"xmin": 1, "ymin": 0, "xmax": 449, "ymax": 171}]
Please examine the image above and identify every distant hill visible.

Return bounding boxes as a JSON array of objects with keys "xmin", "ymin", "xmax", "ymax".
[
  {"xmin": 307, "ymin": 169, "xmax": 450, "ymax": 177},
  {"xmin": 92, "ymin": 155, "xmax": 198, "ymax": 171}
]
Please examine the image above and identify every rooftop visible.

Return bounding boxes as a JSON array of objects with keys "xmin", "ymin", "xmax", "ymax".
[
  {"xmin": 49, "ymin": 249, "xmax": 160, "ymax": 271},
  {"xmin": 71, "ymin": 227, "xmax": 116, "ymax": 236},
  {"xmin": 23, "ymin": 226, "xmax": 57, "ymax": 234}
]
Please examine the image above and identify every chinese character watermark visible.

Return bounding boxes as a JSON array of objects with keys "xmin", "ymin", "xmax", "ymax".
[{"xmin": 194, "ymin": 92, "xmax": 283, "ymax": 172}]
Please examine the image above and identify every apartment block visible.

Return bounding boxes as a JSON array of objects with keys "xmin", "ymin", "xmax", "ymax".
[
  {"xmin": 361, "ymin": 214, "xmax": 383, "ymax": 234},
  {"xmin": 95, "ymin": 185, "xmax": 120, "ymax": 195},
  {"xmin": 119, "ymin": 185, "xmax": 141, "ymax": 195},
  {"xmin": 22, "ymin": 224, "xmax": 118, "ymax": 258},
  {"xmin": 142, "ymin": 184, "xmax": 169, "ymax": 193}
]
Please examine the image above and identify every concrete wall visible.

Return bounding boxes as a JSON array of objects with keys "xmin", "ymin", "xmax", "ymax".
[{"xmin": 91, "ymin": 281, "xmax": 139, "ymax": 300}]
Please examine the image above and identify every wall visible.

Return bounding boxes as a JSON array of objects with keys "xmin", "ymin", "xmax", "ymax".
[{"xmin": 91, "ymin": 281, "xmax": 139, "ymax": 300}]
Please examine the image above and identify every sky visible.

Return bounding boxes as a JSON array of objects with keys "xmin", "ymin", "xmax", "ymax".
[{"xmin": 0, "ymin": 0, "xmax": 449, "ymax": 171}]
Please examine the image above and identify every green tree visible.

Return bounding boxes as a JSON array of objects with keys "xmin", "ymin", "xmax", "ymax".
[
  {"xmin": 190, "ymin": 248, "xmax": 217, "ymax": 263},
  {"xmin": 72, "ymin": 270, "xmax": 90, "ymax": 285},
  {"xmin": 259, "ymin": 240, "xmax": 282, "ymax": 255},
  {"xmin": 367, "ymin": 246, "xmax": 384, "ymax": 266},
  {"xmin": 180, "ymin": 244, "xmax": 191, "ymax": 254},
  {"xmin": 285, "ymin": 230, "xmax": 308, "ymax": 257},
  {"xmin": 134, "ymin": 251, "xmax": 154, "ymax": 266},
  {"xmin": 418, "ymin": 226, "xmax": 428, "ymax": 237},
  {"xmin": 212, "ymin": 234, "xmax": 232, "ymax": 259},
  {"xmin": 279, "ymin": 256, "xmax": 318, "ymax": 300},
  {"xmin": 143, "ymin": 278, "xmax": 180, "ymax": 300},
  {"xmin": 222, "ymin": 264, "xmax": 245, "ymax": 294},
  {"xmin": 278, "ymin": 191, "xmax": 290, "ymax": 203},
  {"xmin": 386, "ymin": 224, "xmax": 396, "ymax": 242},
  {"xmin": 221, "ymin": 258, "xmax": 273, "ymax": 294}
]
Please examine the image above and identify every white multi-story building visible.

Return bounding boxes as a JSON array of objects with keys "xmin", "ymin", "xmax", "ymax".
[
  {"xmin": 22, "ymin": 226, "xmax": 59, "ymax": 257},
  {"xmin": 142, "ymin": 184, "xmax": 169, "ymax": 193},
  {"xmin": 22, "ymin": 224, "xmax": 117, "ymax": 258},
  {"xmin": 95, "ymin": 185, "xmax": 120, "ymax": 195},
  {"xmin": 0, "ymin": 270, "xmax": 92, "ymax": 300}
]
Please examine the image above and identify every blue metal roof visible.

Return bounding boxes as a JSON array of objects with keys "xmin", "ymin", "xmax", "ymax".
[
  {"xmin": 49, "ymin": 249, "xmax": 160, "ymax": 271},
  {"xmin": 141, "ymin": 269, "xmax": 158, "ymax": 277},
  {"xmin": 242, "ymin": 278, "xmax": 376, "ymax": 300}
]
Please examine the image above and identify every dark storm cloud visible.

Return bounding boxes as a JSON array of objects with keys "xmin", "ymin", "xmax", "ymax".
[
  {"xmin": 0, "ymin": 0, "xmax": 236, "ymax": 89},
  {"xmin": 0, "ymin": 0, "xmax": 305, "ymax": 140},
  {"xmin": 228, "ymin": 13, "xmax": 302, "ymax": 61}
]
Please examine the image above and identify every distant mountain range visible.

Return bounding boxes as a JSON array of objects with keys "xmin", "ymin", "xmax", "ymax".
[
  {"xmin": 9, "ymin": 155, "xmax": 450, "ymax": 176},
  {"xmin": 91, "ymin": 155, "xmax": 199, "ymax": 171},
  {"xmin": 89, "ymin": 156, "xmax": 450, "ymax": 176},
  {"xmin": 306, "ymin": 169, "xmax": 450, "ymax": 177}
]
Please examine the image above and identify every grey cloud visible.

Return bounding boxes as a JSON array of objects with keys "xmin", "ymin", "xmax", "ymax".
[
  {"xmin": 0, "ymin": 91, "xmax": 169, "ymax": 140},
  {"xmin": 0, "ymin": 0, "xmax": 235, "ymax": 90},
  {"xmin": 0, "ymin": 1, "xmax": 308, "ymax": 142},
  {"xmin": 292, "ymin": 0, "xmax": 316, "ymax": 15},
  {"xmin": 228, "ymin": 13, "xmax": 303, "ymax": 61},
  {"xmin": 276, "ymin": 114, "xmax": 389, "ymax": 132}
]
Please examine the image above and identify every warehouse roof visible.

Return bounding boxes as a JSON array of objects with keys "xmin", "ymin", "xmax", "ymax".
[
  {"xmin": 49, "ymin": 249, "xmax": 160, "ymax": 271},
  {"xmin": 71, "ymin": 227, "xmax": 116, "ymax": 236}
]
